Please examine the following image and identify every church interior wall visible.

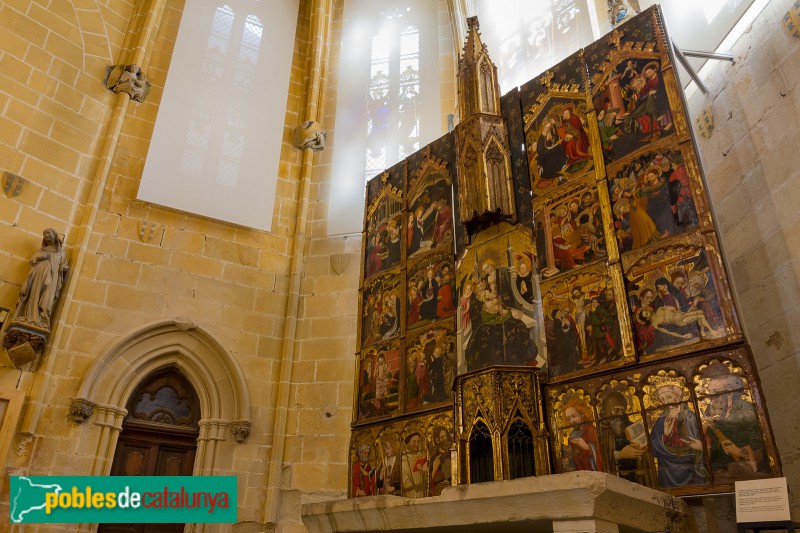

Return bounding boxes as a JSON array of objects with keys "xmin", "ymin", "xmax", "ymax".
[
  {"xmin": 683, "ymin": 0, "xmax": 800, "ymax": 516},
  {"xmin": 0, "ymin": 0, "xmax": 799, "ymax": 531},
  {"xmin": 0, "ymin": 0, "xmax": 316, "ymax": 528}
]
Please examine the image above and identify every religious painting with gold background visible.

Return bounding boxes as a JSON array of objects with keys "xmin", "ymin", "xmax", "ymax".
[{"xmin": 349, "ymin": 6, "xmax": 779, "ymax": 500}]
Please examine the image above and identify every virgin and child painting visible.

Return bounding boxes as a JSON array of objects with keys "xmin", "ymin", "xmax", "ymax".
[
  {"xmin": 693, "ymin": 358, "xmax": 772, "ymax": 483},
  {"xmin": 357, "ymin": 341, "xmax": 401, "ymax": 422},
  {"xmin": 609, "ymin": 145, "xmax": 705, "ymax": 253},
  {"xmin": 534, "ymin": 178, "xmax": 611, "ymax": 279},
  {"xmin": 456, "ymin": 225, "xmax": 546, "ymax": 373},
  {"xmin": 524, "ymin": 98, "xmax": 595, "ymax": 193},
  {"xmin": 361, "ymin": 271, "xmax": 403, "ymax": 349},
  {"xmin": 406, "ymin": 165, "xmax": 454, "ymax": 260},
  {"xmin": 542, "ymin": 264, "xmax": 634, "ymax": 381},
  {"xmin": 406, "ymin": 253, "xmax": 456, "ymax": 331},
  {"xmin": 624, "ymin": 235, "xmax": 737, "ymax": 360},
  {"xmin": 405, "ymin": 326, "xmax": 456, "ymax": 410}
]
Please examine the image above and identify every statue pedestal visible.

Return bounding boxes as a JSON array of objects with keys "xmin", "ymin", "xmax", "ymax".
[
  {"xmin": 2, "ymin": 321, "xmax": 48, "ymax": 368},
  {"xmin": 301, "ymin": 472, "xmax": 693, "ymax": 533}
]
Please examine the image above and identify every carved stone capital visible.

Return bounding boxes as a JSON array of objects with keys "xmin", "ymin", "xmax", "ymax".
[
  {"xmin": 69, "ymin": 398, "xmax": 95, "ymax": 424},
  {"xmin": 293, "ymin": 121, "xmax": 327, "ymax": 151},
  {"xmin": 104, "ymin": 64, "xmax": 151, "ymax": 103},
  {"xmin": 230, "ymin": 420, "xmax": 252, "ymax": 443}
]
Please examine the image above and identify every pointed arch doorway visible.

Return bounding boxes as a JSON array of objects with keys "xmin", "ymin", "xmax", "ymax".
[{"xmin": 99, "ymin": 367, "xmax": 201, "ymax": 533}]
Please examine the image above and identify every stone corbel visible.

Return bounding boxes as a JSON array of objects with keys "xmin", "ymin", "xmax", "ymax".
[
  {"xmin": 69, "ymin": 398, "xmax": 96, "ymax": 424},
  {"xmin": 230, "ymin": 420, "xmax": 252, "ymax": 443},
  {"xmin": 293, "ymin": 121, "xmax": 327, "ymax": 151},
  {"xmin": 104, "ymin": 64, "xmax": 151, "ymax": 103}
]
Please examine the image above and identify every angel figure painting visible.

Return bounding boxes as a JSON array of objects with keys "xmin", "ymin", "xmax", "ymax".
[
  {"xmin": 456, "ymin": 226, "xmax": 545, "ymax": 373},
  {"xmin": 535, "ymin": 182, "xmax": 608, "ymax": 279},
  {"xmin": 552, "ymin": 391, "xmax": 603, "ymax": 473},
  {"xmin": 525, "ymin": 99, "xmax": 595, "ymax": 191},
  {"xmin": 592, "ymin": 59, "xmax": 675, "ymax": 163},
  {"xmin": 405, "ymin": 326, "xmax": 456, "ymax": 410},
  {"xmin": 357, "ymin": 342, "xmax": 401, "ymax": 422},
  {"xmin": 609, "ymin": 147, "xmax": 699, "ymax": 253},
  {"xmin": 361, "ymin": 272, "xmax": 403, "ymax": 349},
  {"xmin": 626, "ymin": 246, "xmax": 727, "ymax": 358},
  {"xmin": 542, "ymin": 265, "xmax": 632, "ymax": 380},
  {"xmin": 694, "ymin": 359, "xmax": 772, "ymax": 483},
  {"xmin": 643, "ymin": 372, "xmax": 709, "ymax": 489},
  {"xmin": 406, "ymin": 254, "xmax": 456, "ymax": 331}
]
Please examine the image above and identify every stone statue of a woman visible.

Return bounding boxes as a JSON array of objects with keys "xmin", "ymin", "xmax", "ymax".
[{"xmin": 13, "ymin": 228, "xmax": 69, "ymax": 330}]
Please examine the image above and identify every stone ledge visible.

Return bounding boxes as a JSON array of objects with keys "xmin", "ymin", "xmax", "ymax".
[{"xmin": 301, "ymin": 472, "xmax": 692, "ymax": 533}]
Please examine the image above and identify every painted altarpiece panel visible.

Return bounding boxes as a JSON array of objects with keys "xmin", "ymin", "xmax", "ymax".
[
  {"xmin": 455, "ymin": 224, "xmax": 545, "ymax": 374},
  {"xmin": 359, "ymin": 269, "xmax": 404, "ymax": 351},
  {"xmin": 356, "ymin": 339, "xmax": 402, "ymax": 423},
  {"xmin": 622, "ymin": 231, "xmax": 742, "ymax": 362},
  {"xmin": 375, "ymin": 425, "xmax": 402, "ymax": 496},
  {"xmin": 520, "ymin": 50, "xmax": 600, "ymax": 196},
  {"xmin": 543, "ymin": 346, "xmax": 780, "ymax": 496},
  {"xmin": 406, "ymin": 147, "xmax": 456, "ymax": 261},
  {"xmin": 541, "ymin": 262, "xmax": 635, "ymax": 382},
  {"xmin": 693, "ymin": 356, "xmax": 774, "ymax": 485},
  {"xmin": 549, "ymin": 387, "xmax": 604, "ymax": 474},
  {"xmin": 533, "ymin": 175, "xmax": 618, "ymax": 280},
  {"xmin": 595, "ymin": 379, "xmax": 655, "ymax": 487},
  {"xmin": 406, "ymin": 251, "xmax": 456, "ymax": 332},
  {"xmin": 584, "ymin": 7, "xmax": 690, "ymax": 166},
  {"xmin": 641, "ymin": 370, "xmax": 710, "ymax": 491},
  {"xmin": 607, "ymin": 139, "xmax": 712, "ymax": 254},
  {"xmin": 404, "ymin": 323, "xmax": 457, "ymax": 412},
  {"xmin": 349, "ymin": 409, "xmax": 454, "ymax": 499},
  {"xmin": 427, "ymin": 412, "xmax": 455, "ymax": 497},
  {"xmin": 363, "ymin": 163, "xmax": 405, "ymax": 280},
  {"xmin": 349, "ymin": 425, "xmax": 380, "ymax": 497}
]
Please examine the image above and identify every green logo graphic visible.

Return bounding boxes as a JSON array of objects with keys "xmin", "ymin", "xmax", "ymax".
[{"xmin": 10, "ymin": 476, "xmax": 237, "ymax": 524}]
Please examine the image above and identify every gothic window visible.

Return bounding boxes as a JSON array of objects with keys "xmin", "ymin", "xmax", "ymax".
[
  {"xmin": 139, "ymin": 0, "xmax": 297, "ymax": 231},
  {"xmin": 328, "ymin": 0, "xmax": 453, "ymax": 235}
]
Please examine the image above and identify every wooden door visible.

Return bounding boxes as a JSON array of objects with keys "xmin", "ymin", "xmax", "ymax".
[
  {"xmin": 99, "ymin": 368, "xmax": 201, "ymax": 533},
  {"xmin": 98, "ymin": 428, "xmax": 197, "ymax": 533}
]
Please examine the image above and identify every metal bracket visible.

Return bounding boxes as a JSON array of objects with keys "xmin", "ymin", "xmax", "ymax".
[{"xmin": 672, "ymin": 41, "xmax": 735, "ymax": 95}]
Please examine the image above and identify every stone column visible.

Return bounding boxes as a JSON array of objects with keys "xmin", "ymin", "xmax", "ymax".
[{"xmin": 553, "ymin": 518, "xmax": 620, "ymax": 533}]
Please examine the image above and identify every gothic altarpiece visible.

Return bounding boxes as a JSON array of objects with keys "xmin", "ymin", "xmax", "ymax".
[{"xmin": 349, "ymin": 7, "xmax": 780, "ymax": 501}]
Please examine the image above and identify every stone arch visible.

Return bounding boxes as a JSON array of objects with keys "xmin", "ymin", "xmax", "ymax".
[{"xmin": 70, "ymin": 320, "xmax": 252, "ymax": 476}]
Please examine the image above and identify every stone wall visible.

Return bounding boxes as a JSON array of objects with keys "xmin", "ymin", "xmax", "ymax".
[
  {"xmin": 683, "ymin": 0, "xmax": 800, "ymax": 518},
  {"xmin": 0, "ymin": 0, "xmax": 312, "ymax": 528}
]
